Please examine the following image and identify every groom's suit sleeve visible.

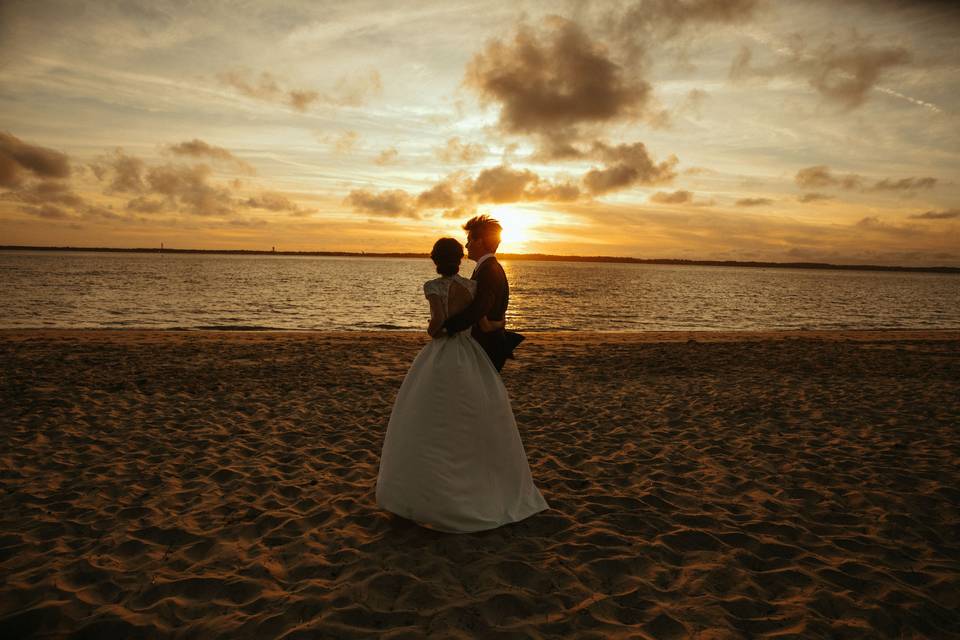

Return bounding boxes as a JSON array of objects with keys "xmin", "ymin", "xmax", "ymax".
[{"xmin": 443, "ymin": 266, "xmax": 498, "ymax": 334}]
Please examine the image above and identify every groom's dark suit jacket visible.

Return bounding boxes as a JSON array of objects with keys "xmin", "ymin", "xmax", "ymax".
[{"xmin": 443, "ymin": 256, "xmax": 514, "ymax": 372}]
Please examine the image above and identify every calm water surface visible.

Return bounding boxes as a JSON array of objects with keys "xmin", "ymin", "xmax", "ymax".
[{"xmin": 1, "ymin": 251, "xmax": 957, "ymax": 331}]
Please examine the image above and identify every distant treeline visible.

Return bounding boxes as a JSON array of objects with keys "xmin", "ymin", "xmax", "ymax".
[{"xmin": 2, "ymin": 245, "xmax": 957, "ymax": 274}]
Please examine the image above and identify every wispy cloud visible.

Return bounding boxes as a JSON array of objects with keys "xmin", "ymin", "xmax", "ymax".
[
  {"xmin": 217, "ymin": 68, "xmax": 381, "ymax": 112},
  {"xmin": 374, "ymin": 147, "xmax": 399, "ymax": 166},
  {"xmin": 795, "ymin": 165, "xmax": 937, "ymax": 193},
  {"xmin": 735, "ymin": 197, "xmax": 773, "ymax": 207},
  {"xmin": 165, "ymin": 139, "xmax": 255, "ymax": 175},
  {"xmin": 798, "ymin": 192, "xmax": 832, "ymax": 203},
  {"xmin": 436, "ymin": 137, "xmax": 487, "ymax": 164},
  {"xmin": 908, "ymin": 209, "xmax": 959, "ymax": 220}
]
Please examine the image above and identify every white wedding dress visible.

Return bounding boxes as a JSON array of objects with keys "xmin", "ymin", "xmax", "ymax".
[{"xmin": 376, "ymin": 274, "xmax": 548, "ymax": 533}]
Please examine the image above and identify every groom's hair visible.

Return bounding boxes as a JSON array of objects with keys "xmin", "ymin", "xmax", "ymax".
[{"xmin": 463, "ymin": 214, "xmax": 502, "ymax": 252}]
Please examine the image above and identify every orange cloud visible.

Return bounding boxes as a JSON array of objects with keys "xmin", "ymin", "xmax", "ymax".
[
  {"xmin": 345, "ymin": 189, "xmax": 417, "ymax": 218},
  {"xmin": 649, "ymin": 190, "xmax": 693, "ymax": 204},
  {"xmin": 798, "ymin": 192, "xmax": 833, "ymax": 203},
  {"xmin": 145, "ymin": 163, "xmax": 234, "ymax": 216},
  {"xmin": 735, "ymin": 197, "xmax": 773, "ymax": 206},
  {"xmin": 243, "ymin": 192, "xmax": 315, "ymax": 216}
]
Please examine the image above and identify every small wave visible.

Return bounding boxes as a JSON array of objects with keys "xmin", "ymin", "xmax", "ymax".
[{"xmin": 193, "ymin": 324, "xmax": 282, "ymax": 331}]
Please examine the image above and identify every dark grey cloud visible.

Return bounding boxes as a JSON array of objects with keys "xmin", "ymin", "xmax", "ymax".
[
  {"xmin": 465, "ymin": 17, "xmax": 650, "ymax": 155},
  {"xmin": 462, "ymin": 5, "xmax": 752, "ymax": 163},
  {"xmin": 0, "ymin": 132, "xmax": 71, "ymax": 188}
]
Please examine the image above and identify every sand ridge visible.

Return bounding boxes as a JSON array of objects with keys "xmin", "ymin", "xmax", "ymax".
[{"xmin": 1, "ymin": 330, "xmax": 958, "ymax": 638}]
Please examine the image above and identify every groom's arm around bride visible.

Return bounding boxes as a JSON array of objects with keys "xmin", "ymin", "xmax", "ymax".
[
  {"xmin": 443, "ymin": 261, "xmax": 500, "ymax": 335},
  {"xmin": 443, "ymin": 257, "xmax": 523, "ymax": 371}
]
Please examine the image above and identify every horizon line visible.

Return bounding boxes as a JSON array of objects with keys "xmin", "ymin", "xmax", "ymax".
[{"xmin": 0, "ymin": 245, "xmax": 957, "ymax": 274}]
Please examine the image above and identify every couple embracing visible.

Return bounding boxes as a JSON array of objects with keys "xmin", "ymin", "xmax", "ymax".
[{"xmin": 376, "ymin": 215, "xmax": 549, "ymax": 533}]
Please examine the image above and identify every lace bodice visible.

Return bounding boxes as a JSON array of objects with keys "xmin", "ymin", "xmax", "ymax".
[{"xmin": 423, "ymin": 275, "xmax": 476, "ymax": 318}]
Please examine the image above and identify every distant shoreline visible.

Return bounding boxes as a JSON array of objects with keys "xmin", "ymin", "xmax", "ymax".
[{"xmin": 1, "ymin": 244, "xmax": 957, "ymax": 274}]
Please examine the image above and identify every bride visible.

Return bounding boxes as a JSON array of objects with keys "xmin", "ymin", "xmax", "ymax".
[{"xmin": 376, "ymin": 237, "xmax": 548, "ymax": 533}]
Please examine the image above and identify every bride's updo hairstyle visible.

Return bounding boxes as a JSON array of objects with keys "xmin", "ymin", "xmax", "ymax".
[{"xmin": 431, "ymin": 237, "xmax": 463, "ymax": 276}]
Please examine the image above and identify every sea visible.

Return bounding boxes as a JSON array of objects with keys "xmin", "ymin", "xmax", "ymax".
[{"xmin": 1, "ymin": 250, "xmax": 957, "ymax": 332}]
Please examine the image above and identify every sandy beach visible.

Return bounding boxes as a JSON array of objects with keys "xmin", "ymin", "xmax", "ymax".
[{"xmin": 1, "ymin": 329, "xmax": 958, "ymax": 639}]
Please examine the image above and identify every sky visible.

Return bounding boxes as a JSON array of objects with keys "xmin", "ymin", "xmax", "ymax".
[{"xmin": 1, "ymin": 0, "xmax": 958, "ymax": 266}]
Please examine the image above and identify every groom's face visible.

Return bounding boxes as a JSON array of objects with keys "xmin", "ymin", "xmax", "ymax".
[{"xmin": 466, "ymin": 232, "xmax": 485, "ymax": 261}]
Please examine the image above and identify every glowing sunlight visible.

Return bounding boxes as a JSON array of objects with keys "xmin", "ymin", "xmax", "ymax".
[{"xmin": 488, "ymin": 206, "xmax": 540, "ymax": 253}]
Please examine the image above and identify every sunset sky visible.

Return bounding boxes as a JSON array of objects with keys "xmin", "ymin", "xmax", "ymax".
[{"xmin": 1, "ymin": 0, "xmax": 958, "ymax": 265}]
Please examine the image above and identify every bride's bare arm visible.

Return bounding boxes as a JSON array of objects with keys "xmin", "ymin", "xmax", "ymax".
[
  {"xmin": 426, "ymin": 295, "xmax": 445, "ymax": 337},
  {"xmin": 478, "ymin": 316, "xmax": 505, "ymax": 332}
]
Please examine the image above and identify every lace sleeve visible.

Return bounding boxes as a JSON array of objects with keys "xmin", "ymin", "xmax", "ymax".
[{"xmin": 423, "ymin": 279, "xmax": 443, "ymax": 299}]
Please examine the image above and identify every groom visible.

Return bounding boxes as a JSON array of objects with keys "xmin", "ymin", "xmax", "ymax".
[{"xmin": 443, "ymin": 214, "xmax": 523, "ymax": 372}]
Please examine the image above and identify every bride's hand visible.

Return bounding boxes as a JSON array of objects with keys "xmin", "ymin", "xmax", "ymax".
[
  {"xmin": 427, "ymin": 319, "xmax": 444, "ymax": 338},
  {"xmin": 478, "ymin": 316, "xmax": 505, "ymax": 332}
]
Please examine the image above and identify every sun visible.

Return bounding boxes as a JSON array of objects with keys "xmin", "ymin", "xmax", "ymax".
[{"xmin": 488, "ymin": 205, "xmax": 538, "ymax": 253}]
